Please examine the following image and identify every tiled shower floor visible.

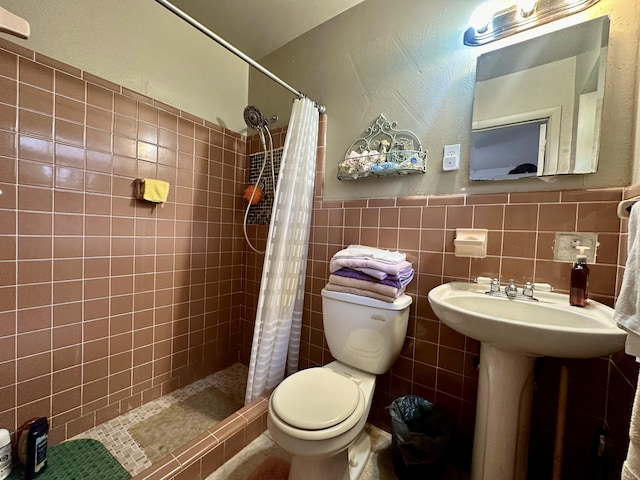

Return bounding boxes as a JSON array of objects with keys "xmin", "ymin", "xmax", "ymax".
[{"xmin": 71, "ymin": 363, "xmax": 248, "ymax": 476}]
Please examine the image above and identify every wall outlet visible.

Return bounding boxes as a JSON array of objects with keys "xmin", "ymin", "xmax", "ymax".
[
  {"xmin": 443, "ymin": 144, "xmax": 460, "ymax": 171},
  {"xmin": 553, "ymin": 232, "xmax": 598, "ymax": 263}
]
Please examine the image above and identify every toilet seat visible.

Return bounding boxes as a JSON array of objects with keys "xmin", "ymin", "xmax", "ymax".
[{"xmin": 270, "ymin": 367, "xmax": 366, "ymax": 441}]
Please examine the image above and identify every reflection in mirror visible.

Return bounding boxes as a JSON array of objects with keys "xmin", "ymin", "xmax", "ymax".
[{"xmin": 470, "ymin": 16, "xmax": 610, "ymax": 181}]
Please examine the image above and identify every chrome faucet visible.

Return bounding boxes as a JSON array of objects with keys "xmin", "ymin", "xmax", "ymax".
[
  {"xmin": 483, "ymin": 278, "xmax": 540, "ymax": 301},
  {"xmin": 523, "ymin": 282, "xmax": 534, "ymax": 299},
  {"xmin": 505, "ymin": 279, "xmax": 518, "ymax": 298}
]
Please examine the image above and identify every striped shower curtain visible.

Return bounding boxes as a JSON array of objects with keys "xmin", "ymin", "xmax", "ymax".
[{"xmin": 244, "ymin": 97, "xmax": 319, "ymax": 404}]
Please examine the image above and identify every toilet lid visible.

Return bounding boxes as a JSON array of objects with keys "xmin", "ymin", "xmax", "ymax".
[{"xmin": 271, "ymin": 368, "xmax": 361, "ymax": 430}]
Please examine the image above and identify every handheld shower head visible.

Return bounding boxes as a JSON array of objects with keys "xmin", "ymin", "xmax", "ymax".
[
  {"xmin": 243, "ymin": 106, "xmax": 278, "ymax": 131},
  {"xmin": 244, "ymin": 105, "xmax": 265, "ymax": 131}
]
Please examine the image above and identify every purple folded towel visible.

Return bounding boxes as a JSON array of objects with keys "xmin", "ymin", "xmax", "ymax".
[{"xmin": 333, "ymin": 267, "xmax": 414, "ymax": 289}]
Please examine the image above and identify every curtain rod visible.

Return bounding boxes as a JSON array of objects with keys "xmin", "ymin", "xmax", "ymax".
[{"xmin": 155, "ymin": 0, "xmax": 326, "ymax": 114}]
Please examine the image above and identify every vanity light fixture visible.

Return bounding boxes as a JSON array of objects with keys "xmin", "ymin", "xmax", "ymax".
[{"xmin": 463, "ymin": 0, "xmax": 601, "ymax": 46}]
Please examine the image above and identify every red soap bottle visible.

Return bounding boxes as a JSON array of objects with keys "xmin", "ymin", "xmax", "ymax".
[{"xmin": 569, "ymin": 248, "xmax": 589, "ymax": 307}]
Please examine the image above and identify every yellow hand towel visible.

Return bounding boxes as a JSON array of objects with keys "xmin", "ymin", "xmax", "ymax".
[{"xmin": 142, "ymin": 178, "xmax": 170, "ymax": 206}]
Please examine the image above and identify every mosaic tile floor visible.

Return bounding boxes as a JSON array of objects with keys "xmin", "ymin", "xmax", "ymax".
[{"xmin": 71, "ymin": 363, "xmax": 248, "ymax": 476}]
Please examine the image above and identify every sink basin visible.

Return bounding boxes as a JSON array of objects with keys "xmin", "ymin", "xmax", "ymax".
[
  {"xmin": 427, "ymin": 281, "xmax": 626, "ymax": 480},
  {"xmin": 428, "ymin": 281, "xmax": 625, "ymax": 358}
]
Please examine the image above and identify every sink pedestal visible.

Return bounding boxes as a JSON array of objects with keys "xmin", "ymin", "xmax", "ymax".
[{"xmin": 471, "ymin": 343, "xmax": 536, "ymax": 480}]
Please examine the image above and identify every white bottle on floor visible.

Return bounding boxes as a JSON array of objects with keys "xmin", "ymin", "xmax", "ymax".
[{"xmin": 0, "ymin": 428, "xmax": 11, "ymax": 480}]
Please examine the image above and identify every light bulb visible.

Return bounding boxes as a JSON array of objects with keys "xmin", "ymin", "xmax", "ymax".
[
  {"xmin": 469, "ymin": 1, "xmax": 497, "ymax": 33},
  {"xmin": 518, "ymin": 0, "xmax": 537, "ymax": 17}
]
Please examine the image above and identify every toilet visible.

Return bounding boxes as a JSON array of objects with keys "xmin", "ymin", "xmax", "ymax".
[{"xmin": 268, "ymin": 288, "xmax": 412, "ymax": 480}]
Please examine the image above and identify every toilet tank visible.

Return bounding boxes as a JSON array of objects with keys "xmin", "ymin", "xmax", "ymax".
[{"xmin": 321, "ymin": 289, "xmax": 412, "ymax": 375}]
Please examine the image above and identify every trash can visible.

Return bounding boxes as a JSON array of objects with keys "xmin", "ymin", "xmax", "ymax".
[{"xmin": 387, "ymin": 395, "xmax": 454, "ymax": 479}]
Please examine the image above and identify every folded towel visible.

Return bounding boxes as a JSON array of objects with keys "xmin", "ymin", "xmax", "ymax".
[
  {"xmin": 330, "ymin": 257, "xmax": 413, "ymax": 277},
  {"xmin": 323, "ymin": 283, "xmax": 397, "ymax": 303},
  {"xmin": 347, "ymin": 266, "xmax": 389, "ymax": 280},
  {"xmin": 332, "ymin": 245, "xmax": 405, "ymax": 264},
  {"xmin": 333, "ymin": 267, "xmax": 414, "ymax": 289},
  {"xmin": 142, "ymin": 178, "xmax": 170, "ymax": 206},
  {"xmin": 328, "ymin": 274, "xmax": 404, "ymax": 298},
  {"xmin": 615, "ymin": 202, "xmax": 640, "ymax": 335}
]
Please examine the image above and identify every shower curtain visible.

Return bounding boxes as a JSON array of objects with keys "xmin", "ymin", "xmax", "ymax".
[{"xmin": 244, "ymin": 97, "xmax": 319, "ymax": 404}]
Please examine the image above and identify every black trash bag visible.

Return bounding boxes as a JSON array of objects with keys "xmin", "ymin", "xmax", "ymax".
[{"xmin": 387, "ymin": 395, "xmax": 454, "ymax": 479}]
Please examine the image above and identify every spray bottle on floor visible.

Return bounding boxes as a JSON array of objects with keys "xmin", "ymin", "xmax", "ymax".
[
  {"xmin": 18, "ymin": 417, "xmax": 48, "ymax": 480},
  {"xmin": 570, "ymin": 246, "xmax": 590, "ymax": 307}
]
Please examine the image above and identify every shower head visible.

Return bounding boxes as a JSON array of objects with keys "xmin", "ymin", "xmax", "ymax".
[
  {"xmin": 243, "ymin": 105, "xmax": 278, "ymax": 131},
  {"xmin": 244, "ymin": 105, "xmax": 264, "ymax": 130}
]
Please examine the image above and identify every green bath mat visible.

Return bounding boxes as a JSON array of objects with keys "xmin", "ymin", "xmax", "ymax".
[
  {"xmin": 7, "ymin": 438, "xmax": 130, "ymax": 480},
  {"xmin": 129, "ymin": 385, "xmax": 242, "ymax": 463}
]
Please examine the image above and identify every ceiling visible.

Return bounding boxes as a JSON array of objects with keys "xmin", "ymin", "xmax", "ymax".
[{"xmin": 168, "ymin": 0, "xmax": 367, "ymax": 59}]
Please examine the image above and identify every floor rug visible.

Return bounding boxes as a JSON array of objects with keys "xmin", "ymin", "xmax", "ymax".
[
  {"xmin": 206, "ymin": 425, "xmax": 396, "ymax": 480},
  {"xmin": 207, "ymin": 434, "xmax": 291, "ymax": 480},
  {"xmin": 128, "ymin": 385, "xmax": 242, "ymax": 463},
  {"xmin": 7, "ymin": 439, "xmax": 130, "ymax": 480},
  {"xmin": 245, "ymin": 457, "xmax": 290, "ymax": 480}
]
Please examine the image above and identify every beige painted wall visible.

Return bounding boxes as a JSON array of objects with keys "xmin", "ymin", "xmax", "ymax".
[
  {"xmin": 251, "ymin": 0, "xmax": 640, "ymax": 200},
  {"xmin": 0, "ymin": 0, "xmax": 250, "ymax": 133}
]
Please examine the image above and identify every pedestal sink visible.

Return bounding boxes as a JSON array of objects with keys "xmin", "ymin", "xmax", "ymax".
[{"xmin": 428, "ymin": 282, "xmax": 626, "ymax": 480}]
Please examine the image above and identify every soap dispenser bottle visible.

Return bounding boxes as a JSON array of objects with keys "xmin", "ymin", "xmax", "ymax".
[{"xmin": 570, "ymin": 246, "xmax": 590, "ymax": 307}]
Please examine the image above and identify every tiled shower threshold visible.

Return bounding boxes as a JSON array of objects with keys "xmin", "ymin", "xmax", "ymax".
[{"xmin": 72, "ymin": 363, "xmax": 254, "ymax": 478}]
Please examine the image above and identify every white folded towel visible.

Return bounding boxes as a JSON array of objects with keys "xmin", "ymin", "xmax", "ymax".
[
  {"xmin": 615, "ymin": 202, "xmax": 640, "ymax": 336},
  {"xmin": 332, "ymin": 245, "xmax": 406, "ymax": 264}
]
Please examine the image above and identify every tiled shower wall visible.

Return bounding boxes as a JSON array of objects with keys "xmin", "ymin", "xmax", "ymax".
[
  {"xmin": 0, "ymin": 39, "xmax": 247, "ymax": 444},
  {"xmin": 245, "ymin": 147, "xmax": 283, "ymax": 225},
  {"xmin": 242, "ymin": 119, "xmax": 638, "ymax": 477}
]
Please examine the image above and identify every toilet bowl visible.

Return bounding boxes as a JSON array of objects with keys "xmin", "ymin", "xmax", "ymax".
[
  {"xmin": 267, "ymin": 290, "xmax": 412, "ymax": 480},
  {"xmin": 267, "ymin": 362, "xmax": 376, "ymax": 480}
]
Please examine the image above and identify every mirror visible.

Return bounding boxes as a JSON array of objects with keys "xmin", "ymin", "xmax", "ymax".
[{"xmin": 470, "ymin": 16, "xmax": 610, "ymax": 181}]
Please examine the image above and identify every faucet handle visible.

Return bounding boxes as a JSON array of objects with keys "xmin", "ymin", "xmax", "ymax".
[
  {"xmin": 523, "ymin": 282, "xmax": 534, "ymax": 298},
  {"xmin": 489, "ymin": 278, "xmax": 500, "ymax": 293}
]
